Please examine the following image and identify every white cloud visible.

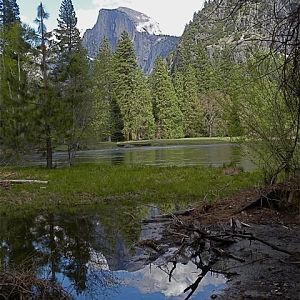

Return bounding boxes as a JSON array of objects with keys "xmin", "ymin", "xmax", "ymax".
[{"xmin": 126, "ymin": 262, "xmax": 226, "ymax": 298}]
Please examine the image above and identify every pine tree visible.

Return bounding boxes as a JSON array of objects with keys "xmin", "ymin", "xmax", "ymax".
[
  {"xmin": 55, "ymin": 0, "xmax": 91, "ymax": 165},
  {"xmin": 182, "ymin": 64, "xmax": 203, "ymax": 137},
  {"xmin": 151, "ymin": 58, "xmax": 183, "ymax": 139},
  {"xmin": 34, "ymin": 2, "xmax": 55, "ymax": 168},
  {"xmin": 0, "ymin": 0, "xmax": 33, "ymax": 152},
  {"xmin": 214, "ymin": 50, "xmax": 244, "ymax": 136},
  {"xmin": 134, "ymin": 70, "xmax": 155, "ymax": 140},
  {"xmin": 174, "ymin": 67, "xmax": 201, "ymax": 137},
  {"xmin": 0, "ymin": 0, "xmax": 20, "ymax": 25},
  {"xmin": 62, "ymin": 48, "xmax": 91, "ymax": 165},
  {"xmin": 195, "ymin": 43, "xmax": 214, "ymax": 92},
  {"xmin": 113, "ymin": 32, "xmax": 139, "ymax": 141},
  {"xmin": 0, "ymin": 25, "xmax": 32, "ymax": 152},
  {"xmin": 56, "ymin": 0, "xmax": 80, "ymax": 53},
  {"xmin": 92, "ymin": 38, "xmax": 114, "ymax": 141}
]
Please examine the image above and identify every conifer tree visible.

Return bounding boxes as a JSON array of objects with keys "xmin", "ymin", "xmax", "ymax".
[
  {"xmin": 214, "ymin": 51, "xmax": 244, "ymax": 136},
  {"xmin": 134, "ymin": 70, "xmax": 155, "ymax": 140},
  {"xmin": 0, "ymin": 0, "xmax": 33, "ymax": 152},
  {"xmin": 34, "ymin": 2, "xmax": 56, "ymax": 168},
  {"xmin": 0, "ymin": 0, "xmax": 20, "ymax": 25},
  {"xmin": 182, "ymin": 64, "xmax": 203, "ymax": 137},
  {"xmin": 56, "ymin": 0, "xmax": 80, "ymax": 54},
  {"xmin": 55, "ymin": 0, "xmax": 91, "ymax": 165},
  {"xmin": 195, "ymin": 43, "xmax": 214, "ymax": 92},
  {"xmin": 92, "ymin": 38, "xmax": 114, "ymax": 141},
  {"xmin": 151, "ymin": 58, "xmax": 183, "ymax": 139},
  {"xmin": 113, "ymin": 32, "xmax": 140, "ymax": 141}
]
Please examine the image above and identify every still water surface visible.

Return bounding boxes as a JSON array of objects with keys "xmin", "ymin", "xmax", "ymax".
[
  {"xmin": 0, "ymin": 210, "xmax": 226, "ymax": 299},
  {"xmin": 23, "ymin": 143, "xmax": 253, "ymax": 170},
  {"xmin": 1, "ymin": 143, "xmax": 252, "ymax": 298}
]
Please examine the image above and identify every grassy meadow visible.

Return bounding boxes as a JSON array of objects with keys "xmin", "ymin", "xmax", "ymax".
[{"xmin": 0, "ymin": 164, "xmax": 262, "ymax": 216}]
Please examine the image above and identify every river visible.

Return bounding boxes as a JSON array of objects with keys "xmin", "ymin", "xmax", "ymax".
[
  {"xmin": 22, "ymin": 143, "xmax": 254, "ymax": 170},
  {"xmin": 0, "ymin": 142, "xmax": 254, "ymax": 299}
]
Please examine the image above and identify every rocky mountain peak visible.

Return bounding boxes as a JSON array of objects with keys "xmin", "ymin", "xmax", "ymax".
[
  {"xmin": 82, "ymin": 7, "xmax": 179, "ymax": 73},
  {"xmin": 116, "ymin": 7, "xmax": 162, "ymax": 35}
]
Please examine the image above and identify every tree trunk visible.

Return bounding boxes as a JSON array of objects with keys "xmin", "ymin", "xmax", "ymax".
[
  {"xmin": 209, "ymin": 123, "xmax": 212, "ymax": 138},
  {"xmin": 46, "ymin": 133, "xmax": 52, "ymax": 169},
  {"xmin": 156, "ymin": 121, "xmax": 161, "ymax": 139},
  {"xmin": 68, "ymin": 145, "xmax": 72, "ymax": 167},
  {"xmin": 49, "ymin": 214, "xmax": 56, "ymax": 283}
]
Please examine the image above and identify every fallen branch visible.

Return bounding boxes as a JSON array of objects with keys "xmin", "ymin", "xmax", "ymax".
[
  {"xmin": 0, "ymin": 180, "xmax": 48, "ymax": 185},
  {"xmin": 212, "ymin": 247, "xmax": 245, "ymax": 262},
  {"xmin": 155, "ymin": 208, "xmax": 195, "ymax": 219},
  {"xmin": 230, "ymin": 233, "xmax": 293, "ymax": 255},
  {"xmin": 142, "ymin": 218, "xmax": 172, "ymax": 224},
  {"xmin": 184, "ymin": 258, "xmax": 218, "ymax": 300}
]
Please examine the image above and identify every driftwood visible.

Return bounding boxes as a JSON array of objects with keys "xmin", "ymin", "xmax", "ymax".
[
  {"xmin": 0, "ymin": 179, "xmax": 48, "ymax": 185},
  {"xmin": 138, "ymin": 205, "xmax": 296, "ymax": 300}
]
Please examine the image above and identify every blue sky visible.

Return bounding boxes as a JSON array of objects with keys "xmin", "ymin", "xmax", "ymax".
[{"xmin": 18, "ymin": 0, "xmax": 205, "ymax": 36}]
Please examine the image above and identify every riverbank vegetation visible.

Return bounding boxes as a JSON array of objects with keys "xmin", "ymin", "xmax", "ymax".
[
  {"xmin": 0, "ymin": 164, "xmax": 262, "ymax": 215},
  {"xmin": 2, "ymin": 0, "xmax": 299, "ymax": 183}
]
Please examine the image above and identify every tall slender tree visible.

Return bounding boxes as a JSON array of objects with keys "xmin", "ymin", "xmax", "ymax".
[
  {"xmin": 92, "ymin": 38, "xmax": 114, "ymax": 141},
  {"xmin": 55, "ymin": 0, "xmax": 91, "ymax": 166},
  {"xmin": 34, "ymin": 2, "xmax": 56, "ymax": 168},
  {"xmin": 174, "ymin": 65, "xmax": 203, "ymax": 137},
  {"xmin": 55, "ymin": 0, "xmax": 80, "ymax": 53},
  {"xmin": 133, "ymin": 70, "xmax": 155, "ymax": 140},
  {"xmin": 113, "ymin": 32, "xmax": 142, "ymax": 141},
  {"xmin": 151, "ymin": 58, "xmax": 183, "ymax": 139},
  {"xmin": 0, "ymin": 0, "xmax": 33, "ymax": 153}
]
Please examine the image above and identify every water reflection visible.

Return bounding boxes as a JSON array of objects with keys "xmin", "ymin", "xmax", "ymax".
[
  {"xmin": 0, "ymin": 210, "xmax": 226, "ymax": 299},
  {"xmin": 20, "ymin": 143, "xmax": 254, "ymax": 170},
  {"xmin": 117, "ymin": 263, "xmax": 226, "ymax": 300}
]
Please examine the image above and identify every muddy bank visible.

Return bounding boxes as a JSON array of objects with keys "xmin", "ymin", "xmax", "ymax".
[
  {"xmin": 217, "ymin": 224, "xmax": 300, "ymax": 300},
  {"xmin": 136, "ymin": 183, "xmax": 300, "ymax": 299}
]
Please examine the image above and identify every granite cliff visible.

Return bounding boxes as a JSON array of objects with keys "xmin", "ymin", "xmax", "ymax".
[{"xmin": 82, "ymin": 7, "xmax": 179, "ymax": 74}]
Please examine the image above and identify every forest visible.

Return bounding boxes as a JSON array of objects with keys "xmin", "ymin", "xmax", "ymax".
[{"xmin": 0, "ymin": 0, "xmax": 298, "ymax": 183}]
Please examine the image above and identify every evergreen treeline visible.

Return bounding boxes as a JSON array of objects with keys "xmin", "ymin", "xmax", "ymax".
[
  {"xmin": 1, "ymin": 0, "xmax": 283, "ymax": 169},
  {"xmin": 0, "ymin": 0, "xmax": 92, "ymax": 167}
]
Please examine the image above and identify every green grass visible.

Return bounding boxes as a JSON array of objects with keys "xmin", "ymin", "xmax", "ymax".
[{"xmin": 0, "ymin": 164, "xmax": 262, "ymax": 215}]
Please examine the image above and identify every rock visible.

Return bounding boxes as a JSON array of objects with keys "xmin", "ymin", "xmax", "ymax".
[{"xmin": 82, "ymin": 7, "xmax": 179, "ymax": 74}]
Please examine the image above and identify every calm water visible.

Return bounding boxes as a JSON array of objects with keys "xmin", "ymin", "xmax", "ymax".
[
  {"xmin": 22, "ymin": 143, "xmax": 253, "ymax": 170},
  {"xmin": 0, "ymin": 210, "xmax": 226, "ymax": 299},
  {"xmin": 1, "ymin": 143, "xmax": 253, "ymax": 298}
]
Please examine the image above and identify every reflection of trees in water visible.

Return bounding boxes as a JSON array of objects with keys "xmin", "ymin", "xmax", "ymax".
[
  {"xmin": 111, "ymin": 151, "xmax": 124, "ymax": 165},
  {"xmin": 0, "ymin": 213, "xmax": 121, "ymax": 298},
  {"xmin": 155, "ymin": 148, "xmax": 166, "ymax": 164},
  {"xmin": 229, "ymin": 145, "xmax": 242, "ymax": 166}
]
